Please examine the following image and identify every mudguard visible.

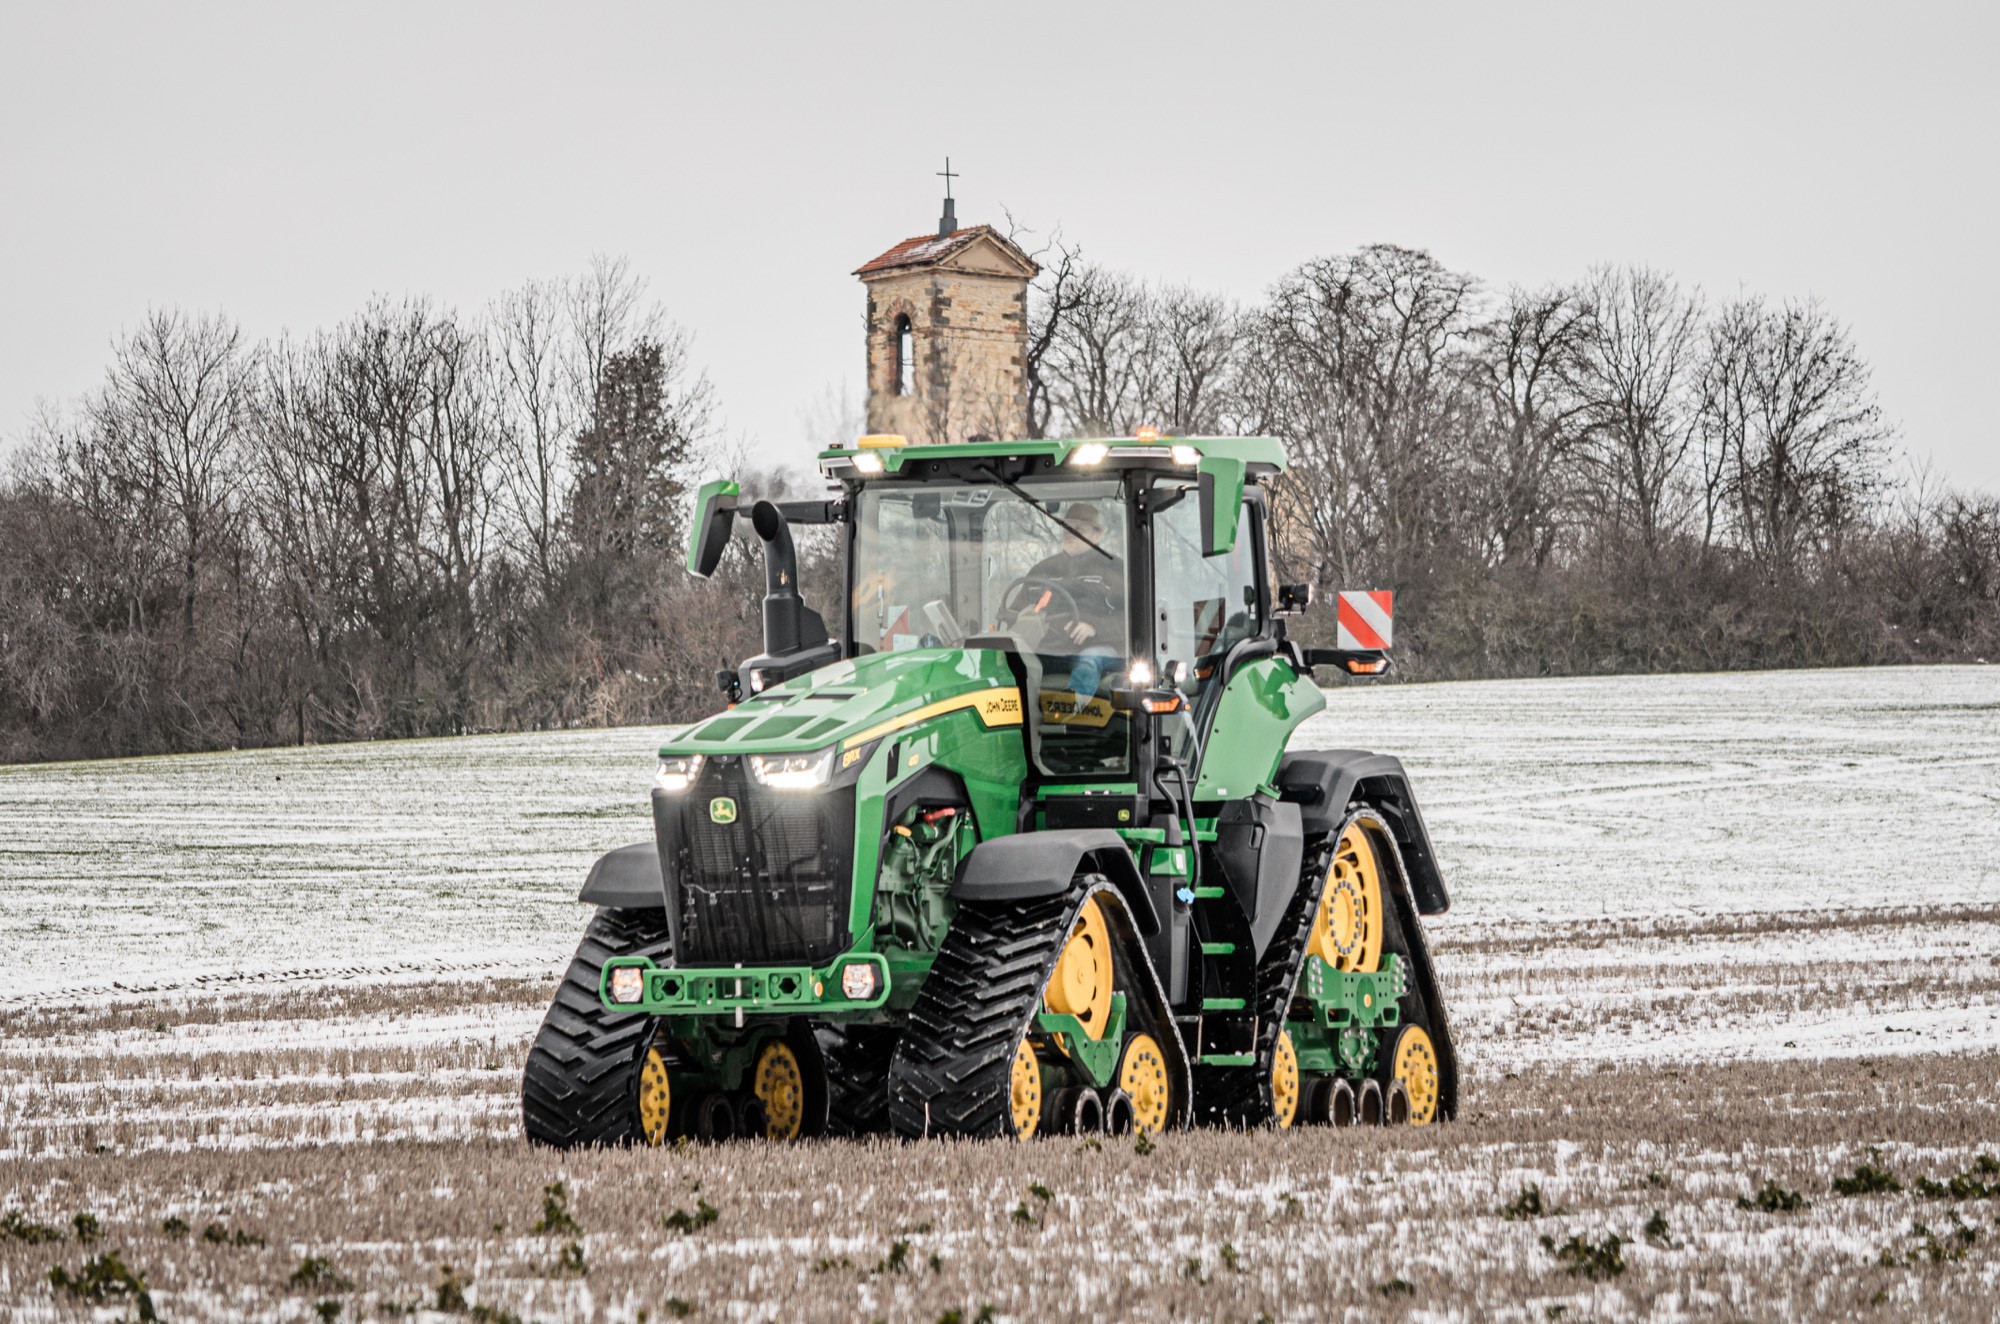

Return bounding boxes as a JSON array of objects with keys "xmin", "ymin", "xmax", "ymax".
[
  {"xmin": 953, "ymin": 829, "xmax": 1160, "ymax": 936},
  {"xmin": 1276, "ymin": 749, "xmax": 1450, "ymax": 915},
  {"xmin": 577, "ymin": 842, "xmax": 667, "ymax": 910}
]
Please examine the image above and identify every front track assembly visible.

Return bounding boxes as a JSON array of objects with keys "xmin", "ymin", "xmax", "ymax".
[{"xmin": 888, "ymin": 877, "xmax": 1192, "ymax": 1139}]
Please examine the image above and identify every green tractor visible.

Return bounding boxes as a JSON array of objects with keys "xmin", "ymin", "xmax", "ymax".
[{"xmin": 522, "ymin": 434, "xmax": 1456, "ymax": 1144}]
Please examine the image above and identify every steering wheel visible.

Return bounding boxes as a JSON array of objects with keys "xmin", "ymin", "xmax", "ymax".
[{"xmin": 995, "ymin": 575, "xmax": 1083, "ymax": 632}]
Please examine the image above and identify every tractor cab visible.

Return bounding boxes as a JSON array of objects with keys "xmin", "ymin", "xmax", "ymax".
[{"xmin": 690, "ymin": 434, "xmax": 1319, "ymax": 792}]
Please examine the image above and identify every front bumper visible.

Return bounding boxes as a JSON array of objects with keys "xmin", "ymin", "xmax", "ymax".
[{"xmin": 599, "ymin": 954, "xmax": 892, "ymax": 1016}]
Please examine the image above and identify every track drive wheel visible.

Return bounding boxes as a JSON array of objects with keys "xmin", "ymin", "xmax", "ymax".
[
  {"xmin": 1010, "ymin": 1039, "xmax": 1044, "ymax": 1139},
  {"xmin": 1271, "ymin": 1029, "xmax": 1300, "ymax": 1129},
  {"xmin": 638, "ymin": 1046, "xmax": 673, "ymax": 1145},
  {"xmin": 1045, "ymin": 896, "xmax": 1114, "ymax": 1037},
  {"xmin": 754, "ymin": 1040, "xmax": 806, "ymax": 1140},
  {"xmin": 1309, "ymin": 823, "xmax": 1384, "ymax": 973},
  {"xmin": 1379, "ymin": 1023, "xmax": 1440, "ymax": 1125},
  {"xmin": 1117, "ymin": 1033, "xmax": 1172, "ymax": 1136}
]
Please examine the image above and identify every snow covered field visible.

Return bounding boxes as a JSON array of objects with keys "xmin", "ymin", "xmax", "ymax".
[
  {"xmin": 4, "ymin": 663, "xmax": 1995, "ymax": 1056},
  {"xmin": 3, "ymin": 665, "xmax": 1997, "ymax": 1321},
  {"xmin": 4, "ymin": 663, "xmax": 1996, "ymax": 982}
]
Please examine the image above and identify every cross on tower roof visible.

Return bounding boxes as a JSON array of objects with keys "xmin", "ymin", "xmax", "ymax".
[{"xmin": 936, "ymin": 157, "xmax": 958, "ymax": 238}]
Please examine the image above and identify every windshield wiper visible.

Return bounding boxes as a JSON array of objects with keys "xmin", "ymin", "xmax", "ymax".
[{"xmin": 972, "ymin": 464, "xmax": 1114, "ymax": 561}]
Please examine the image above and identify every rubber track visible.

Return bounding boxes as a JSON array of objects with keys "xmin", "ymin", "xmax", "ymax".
[
  {"xmin": 888, "ymin": 880, "xmax": 1188, "ymax": 1139},
  {"xmin": 1366, "ymin": 816, "xmax": 1460, "ymax": 1120},
  {"xmin": 522, "ymin": 907, "xmax": 673, "ymax": 1148},
  {"xmin": 815, "ymin": 1023, "xmax": 900, "ymax": 1137}
]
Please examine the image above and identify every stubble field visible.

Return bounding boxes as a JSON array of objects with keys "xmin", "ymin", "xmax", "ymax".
[{"xmin": 3, "ymin": 666, "xmax": 1997, "ymax": 1321}]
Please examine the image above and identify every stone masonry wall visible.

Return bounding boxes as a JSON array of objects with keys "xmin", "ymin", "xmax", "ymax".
[{"xmin": 862, "ymin": 267, "xmax": 1029, "ymax": 443}]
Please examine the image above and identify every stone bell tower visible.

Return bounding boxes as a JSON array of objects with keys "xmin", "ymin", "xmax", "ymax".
[{"xmin": 854, "ymin": 170, "xmax": 1039, "ymax": 443}]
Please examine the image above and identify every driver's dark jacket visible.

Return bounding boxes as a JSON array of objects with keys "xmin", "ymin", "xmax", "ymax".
[{"xmin": 1022, "ymin": 547, "xmax": 1124, "ymax": 644}]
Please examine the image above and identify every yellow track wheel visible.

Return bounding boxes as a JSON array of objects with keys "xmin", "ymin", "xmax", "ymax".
[
  {"xmin": 753, "ymin": 1040, "xmax": 806, "ymax": 1140},
  {"xmin": 1310, "ymin": 823, "xmax": 1384, "ymax": 973},
  {"xmin": 1044, "ymin": 896, "xmax": 1114, "ymax": 1039},
  {"xmin": 1386, "ymin": 1025, "xmax": 1440, "ymax": 1125},
  {"xmin": 1010, "ymin": 1038, "xmax": 1043, "ymax": 1138},
  {"xmin": 1271, "ymin": 1029, "xmax": 1300, "ymax": 1128},
  {"xmin": 1117, "ymin": 1033, "xmax": 1172, "ymax": 1135},
  {"xmin": 638, "ymin": 1046, "xmax": 672, "ymax": 1146}
]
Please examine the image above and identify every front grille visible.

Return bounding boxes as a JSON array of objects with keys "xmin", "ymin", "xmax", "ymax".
[{"xmin": 660, "ymin": 760, "xmax": 856, "ymax": 966}]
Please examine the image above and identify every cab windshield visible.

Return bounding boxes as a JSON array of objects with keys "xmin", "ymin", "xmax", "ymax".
[{"xmin": 852, "ymin": 478, "xmax": 1131, "ymax": 774}]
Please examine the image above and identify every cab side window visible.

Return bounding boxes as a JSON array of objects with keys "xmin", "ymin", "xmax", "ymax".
[{"xmin": 1150, "ymin": 485, "xmax": 1259, "ymax": 696}]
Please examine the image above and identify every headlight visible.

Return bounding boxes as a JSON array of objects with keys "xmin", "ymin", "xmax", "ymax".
[
  {"xmin": 1068, "ymin": 442, "xmax": 1109, "ymax": 466},
  {"xmin": 851, "ymin": 451, "xmax": 885, "ymax": 475},
  {"xmin": 747, "ymin": 746, "xmax": 836, "ymax": 789},
  {"xmin": 1170, "ymin": 444, "xmax": 1201, "ymax": 467},
  {"xmin": 607, "ymin": 966, "xmax": 645, "ymax": 1005},
  {"xmin": 840, "ymin": 962, "xmax": 880, "ymax": 1001},
  {"xmin": 654, "ymin": 754, "xmax": 704, "ymax": 793}
]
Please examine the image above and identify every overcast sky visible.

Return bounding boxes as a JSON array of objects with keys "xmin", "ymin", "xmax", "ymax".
[{"xmin": 3, "ymin": 3, "xmax": 1994, "ymax": 492}]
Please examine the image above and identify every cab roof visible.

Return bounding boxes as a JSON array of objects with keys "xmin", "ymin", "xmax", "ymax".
[{"xmin": 816, "ymin": 435, "xmax": 1287, "ymax": 482}]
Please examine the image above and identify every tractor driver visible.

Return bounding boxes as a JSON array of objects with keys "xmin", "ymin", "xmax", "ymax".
[{"xmin": 1020, "ymin": 501, "xmax": 1124, "ymax": 702}]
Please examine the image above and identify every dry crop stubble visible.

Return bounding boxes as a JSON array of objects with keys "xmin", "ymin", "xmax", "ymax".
[
  {"xmin": 0, "ymin": 1060, "xmax": 1997, "ymax": 1320},
  {"xmin": 3, "ymin": 961, "xmax": 1998, "ymax": 1319}
]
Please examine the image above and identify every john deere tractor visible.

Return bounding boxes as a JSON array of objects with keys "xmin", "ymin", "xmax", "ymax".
[{"xmin": 522, "ymin": 435, "xmax": 1456, "ymax": 1145}]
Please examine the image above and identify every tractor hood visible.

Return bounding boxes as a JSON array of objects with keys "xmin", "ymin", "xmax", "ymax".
[{"xmin": 661, "ymin": 648, "xmax": 1023, "ymax": 758}]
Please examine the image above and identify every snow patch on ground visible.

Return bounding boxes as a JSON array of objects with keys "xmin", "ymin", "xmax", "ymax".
[{"xmin": 2, "ymin": 665, "xmax": 1996, "ymax": 1082}]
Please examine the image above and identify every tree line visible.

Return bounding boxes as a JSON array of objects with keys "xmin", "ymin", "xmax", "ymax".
[
  {"xmin": 1022, "ymin": 241, "xmax": 1998, "ymax": 677},
  {"xmin": 2, "ymin": 246, "xmax": 1995, "ymax": 763},
  {"xmin": 0, "ymin": 259, "xmax": 774, "ymax": 761}
]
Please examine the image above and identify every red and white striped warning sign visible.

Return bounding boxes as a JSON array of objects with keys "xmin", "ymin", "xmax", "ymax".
[{"xmin": 1336, "ymin": 590, "xmax": 1394, "ymax": 650}]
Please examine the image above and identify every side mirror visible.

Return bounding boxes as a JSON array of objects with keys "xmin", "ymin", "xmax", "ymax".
[
  {"xmin": 1196, "ymin": 456, "xmax": 1246, "ymax": 557},
  {"xmin": 1276, "ymin": 583, "xmax": 1314, "ymax": 615},
  {"xmin": 686, "ymin": 478, "xmax": 740, "ymax": 578}
]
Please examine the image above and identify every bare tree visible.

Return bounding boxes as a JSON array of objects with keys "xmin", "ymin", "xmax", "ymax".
[
  {"xmin": 91, "ymin": 309, "xmax": 257, "ymax": 669},
  {"xmin": 1247, "ymin": 244, "xmax": 1478, "ymax": 592},
  {"xmin": 1468, "ymin": 285, "xmax": 1596, "ymax": 568},
  {"xmin": 1699, "ymin": 296, "xmax": 1889, "ymax": 575},
  {"xmin": 3, "ymin": 245, "xmax": 1990, "ymax": 764},
  {"xmin": 1014, "ymin": 222, "xmax": 1089, "ymax": 441},
  {"xmin": 566, "ymin": 255, "xmax": 666, "ymax": 430},
  {"xmin": 492, "ymin": 257, "xmax": 676, "ymax": 591},
  {"xmin": 252, "ymin": 299, "xmax": 502, "ymax": 736},
  {"xmin": 1575, "ymin": 267, "xmax": 1705, "ymax": 555},
  {"xmin": 1040, "ymin": 264, "xmax": 1152, "ymax": 435},
  {"xmin": 493, "ymin": 278, "xmax": 574, "ymax": 590},
  {"xmin": 1150, "ymin": 285, "xmax": 1242, "ymax": 436}
]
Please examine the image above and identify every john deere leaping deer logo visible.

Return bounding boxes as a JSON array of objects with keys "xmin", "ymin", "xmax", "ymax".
[{"xmin": 708, "ymin": 796, "xmax": 737, "ymax": 825}]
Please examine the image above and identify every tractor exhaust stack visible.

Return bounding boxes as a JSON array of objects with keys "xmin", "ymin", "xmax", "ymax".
[{"xmin": 739, "ymin": 500, "xmax": 835, "ymax": 694}]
